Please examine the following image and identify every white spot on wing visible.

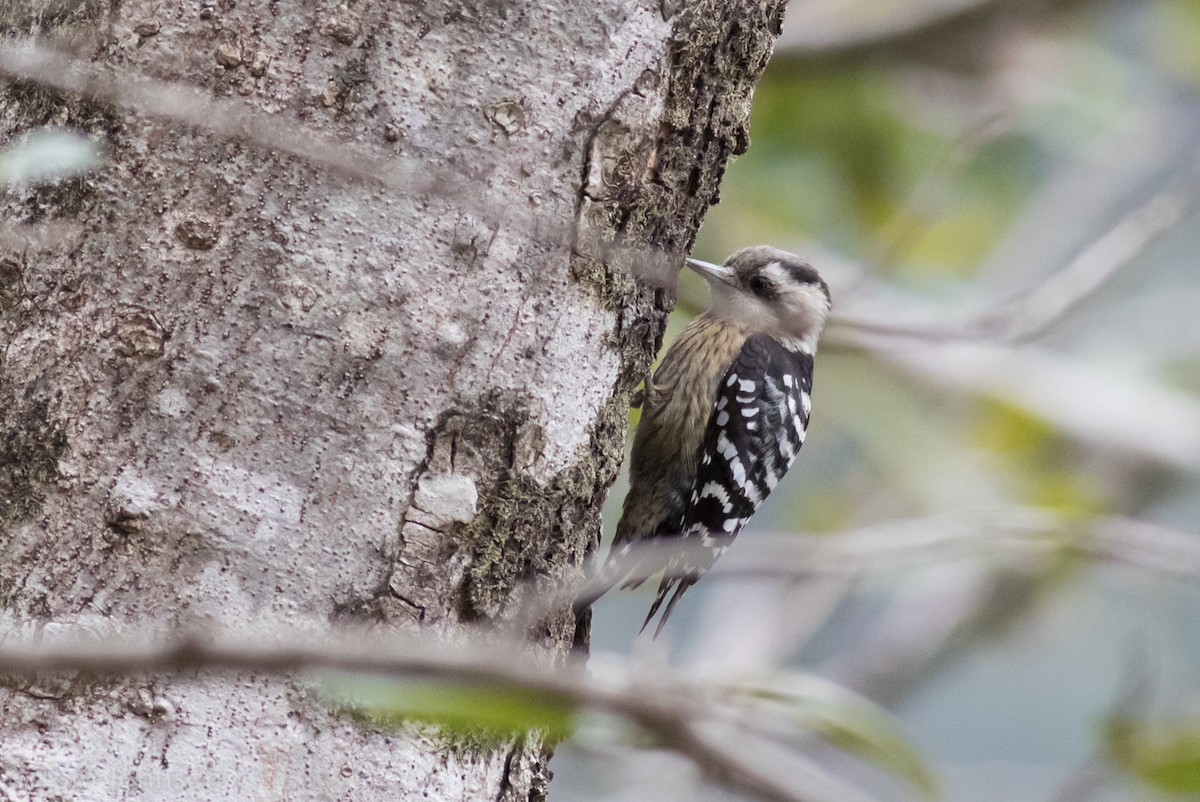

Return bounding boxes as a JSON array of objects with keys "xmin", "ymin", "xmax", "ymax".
[
  {"xmin": 699, "ymin": 481, "xmax": 734, "ymax": 513},
  {"xmin": 779, "ymin": 436, "xmax": 795, "ymax": 462},
  {"xmin": 717, "ymin": 431, "xmax": 739, "ymax": 461}
]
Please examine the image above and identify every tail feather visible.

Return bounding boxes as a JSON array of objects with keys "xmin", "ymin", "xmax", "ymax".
[
  {"xmin": 639, "ymin": 574, "xmax": 697, "ymax": 637},
  {"xmin": 575, "ymin": 539, "xmax": 703, "ymax": 638}
]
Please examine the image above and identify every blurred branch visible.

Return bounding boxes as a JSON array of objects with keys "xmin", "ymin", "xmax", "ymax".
[
  {"xmin": 0, "ymin": 43, "xmax": 501, "ymax": 215},
  {"xmin": 843, "ymin": 561, "xmax": 1047, "ymax": 708},
  {"xmin": 987, "ymin": 177, "xmax": 1199, "ymax": 342},
  {"xmin": 829, "ymin": 166, "xmax": 1200, "ymax": 347},
  {"xmin": 776, "ymin": 0, "xmax": 1010, "ymax": 55},
  {"xmin": 569, "ymin": 508, "xmax": 1200, "ymax": 592},
  {"xmin": 725, "ymin": 511, "xmax": 1200, "ymax": 582},
  {"xmin": 0, "ymin": 630, "xmax": 875, "ymax": 802},
  {"xmin": 0, "ymin": 220, "xmax": 82, "ymax": 253},
  {"xmin": 714, "ymin": 510, "xmax": 1200, "ymax": 701},
  {"xmin": 885, "ymin": 342, "xmax": 1200, "ymax": 469}
]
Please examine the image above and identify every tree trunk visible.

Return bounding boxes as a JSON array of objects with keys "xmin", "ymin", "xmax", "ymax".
[{"xmin": 0, "ymin": 0, "xmax": 784, "ymax": 798}]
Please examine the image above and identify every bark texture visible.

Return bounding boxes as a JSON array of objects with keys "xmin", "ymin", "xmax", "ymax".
[{"xmin": 0, "ymin": 0, "xmax": 785, "ymax": 798}]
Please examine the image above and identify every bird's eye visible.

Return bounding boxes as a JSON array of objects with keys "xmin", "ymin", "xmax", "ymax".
[{"xmin": 748, "ymin": 275, "xmax": 773, "ymax": 297}]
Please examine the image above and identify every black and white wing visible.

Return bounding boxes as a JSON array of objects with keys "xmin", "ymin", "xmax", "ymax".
[{"xmin": 643, "ymin": 333, "xmax": 814, "ymax": 633}]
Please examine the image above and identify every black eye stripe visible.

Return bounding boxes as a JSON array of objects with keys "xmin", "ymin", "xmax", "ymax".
[{"xmin": 782, "ymin": 261, "xmax": 821, "ymax": 285}]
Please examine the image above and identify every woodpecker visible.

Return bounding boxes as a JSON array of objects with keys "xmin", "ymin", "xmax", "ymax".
[{"xmin": 583, "ymin": 245, "xmax": 831, "ymax": 636}]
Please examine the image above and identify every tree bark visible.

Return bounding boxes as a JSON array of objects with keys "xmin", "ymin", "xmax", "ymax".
[{"xmin": 0, "ymin": 0, "xmax": 785, "ymax": 798}]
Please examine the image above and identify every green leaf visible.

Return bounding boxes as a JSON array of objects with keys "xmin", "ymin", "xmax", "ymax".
[
  {"xmin": 0, "ymin": 128, "xmax": 104, "ymax": 185},
  {"xmin": 743, "ymin": 674, "xmax": 940, "ymax": 798},
  {"xmin": 1105, "ymin": 714, "xmax": 1200, "ymax": 794},
  {"xmin": 320, "ymin": 672, "xmax": 576, "ymax": 740}
]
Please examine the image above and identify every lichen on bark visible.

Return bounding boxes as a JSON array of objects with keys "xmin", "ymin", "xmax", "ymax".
[{"xmin": 0, "ymin": 373, "xmax": 68, "ymax": 527}]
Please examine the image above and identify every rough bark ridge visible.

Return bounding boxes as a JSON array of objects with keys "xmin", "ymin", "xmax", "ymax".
[{"xmin": 0, "ymin": 0, "xmax": 784, "ymax": 798}]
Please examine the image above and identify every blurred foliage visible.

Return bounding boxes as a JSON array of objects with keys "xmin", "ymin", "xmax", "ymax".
[
  {"xmin": 970, "ymin": 399, "xmax": 1108, "ymax": 514},
  {"xmin": 747, "ymin": 674, "xmax": 941, "ymax": 797},
  {"xmin": 321, "ymin": 672, "xmax": 575, "ymax": 743},
  {"xmin": 1106, "ymin": 713, "xmax": 1200, "ymax": 794},
  {"xmin": 706, "ymin": 61, "xmax": 1041, "ymax": 276}
]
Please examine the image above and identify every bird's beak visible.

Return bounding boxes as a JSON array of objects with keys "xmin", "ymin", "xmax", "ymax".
[{"xmin": 685, "ymin": 257, "xmax": 737, "ymax": 286}]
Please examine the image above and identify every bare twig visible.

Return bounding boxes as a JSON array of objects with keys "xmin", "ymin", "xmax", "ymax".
[
  {"xmin": 563, "ymin": 508, "xmax": 1200, "ymax": 603},
  {"xmin": 0, "ymin": 43, "xmax": 493, "ymax": 210},
  {"xmin": 0, "ymin": 631, "xmax": 868, "ymax": 802},
  {"xmin": 0, "ymin": 42, "xmax": 703, "ymax": 290},
  {"xmin": 0, "ymin": 220, "xmax": 82, "ymax": 254},
  {"xmin": 777, "ymin": 0, "xmax": 1009, "ymax": 55},
  {"xmin": 724, "ymin": 512, "xmax": 1200, "ymax": 582},
  {"xmin": 985, "ymin": 177, "xmax": 1200, "ymax": 342},
  {"xmin": 827, "ymin": 167, "xmax": 1200, "ymax": 347},
  {"xmin": 879, "ymin": 341, "xmax": 1200, "ymax": 469}
]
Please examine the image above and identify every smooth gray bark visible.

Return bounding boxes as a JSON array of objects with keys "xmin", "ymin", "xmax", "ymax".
[{"xmin": 0, "ymin": 0, "xmax": 785, "ymax": 798}]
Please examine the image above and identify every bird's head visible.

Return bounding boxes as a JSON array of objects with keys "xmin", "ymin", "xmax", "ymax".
[{"xmin": 686, "ymin": 245, "xmax": 832, "ymax": 353}]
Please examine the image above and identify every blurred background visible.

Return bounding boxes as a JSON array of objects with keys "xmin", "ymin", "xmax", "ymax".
[{"xmin": 559, "ymin": 0, "xmax": 1200, "ymax": 799}]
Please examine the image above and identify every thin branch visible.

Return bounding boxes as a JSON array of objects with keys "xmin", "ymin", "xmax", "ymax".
[
  {"xmin": 0, "ymin": 220, "xmax": 82, "ymax": 254},
  {"xmin": 565, "ymin": 508, "xmax": 1200, "ymax": 599},
  {"xmin": 987, "ymin": 178, "xmax": 1200, "ymax": 342},
  {"xmin": 0, "ymin": 43, "xmax": 497, "ymax": 213},
  {"xmin": 879, "ymin": 341, "xmax": 1200, "ymax": 469},
  {"xmin": 826, "ymin": 167, "xmax": 1200, "ymax": 348},
  {"xmin": 0, "ymin": 631, "xmax": 865, "ymax": 802},
  {"xmin": 0, "ymin": 43, "xmax": 696, "ymax": 288},
  {"xmin": 776, "ymin": 0, "xmax": 1009, "ymax": 56},
  {"xmin": 722, "ymin": 512, "xmax": 1200, "ymax": 582}
]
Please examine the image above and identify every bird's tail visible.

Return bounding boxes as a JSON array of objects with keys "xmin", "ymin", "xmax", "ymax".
[
  {"xmin": 575, "ymin": 540, "xmax": 707, "ymax": 638},
  {"xmin": 639, "ymin": 572, "xmax": 697, "ymax": 638}
]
